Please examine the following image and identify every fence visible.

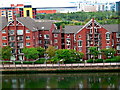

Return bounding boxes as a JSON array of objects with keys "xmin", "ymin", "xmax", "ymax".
[{"xmin": 0, "ymin": 63, "xmax": 120, "ymax": 69}]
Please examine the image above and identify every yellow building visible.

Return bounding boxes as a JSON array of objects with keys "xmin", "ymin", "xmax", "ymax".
[
  {"xmin": 23, "ymin": 8, "xmax": 33, "ymax": 18},
  {"xmin": 19, "ymin": 5, "xmax": 36, "ymax": 19}
]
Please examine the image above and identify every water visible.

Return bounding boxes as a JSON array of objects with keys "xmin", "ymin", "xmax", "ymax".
[{"xmin": 1, "ymin": 73, "xmax": 120, "ymax": 89}]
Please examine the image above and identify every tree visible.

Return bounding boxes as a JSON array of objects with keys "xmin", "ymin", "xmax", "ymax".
[
  {"xmin": 88, "ymin": 47, "xmax": 99, "ymax": 63},
  {"xmin": 46, "ymin": 45, "xmax": 56, "ymax": 58},
  {"xmin": 101, "ymin": 48, "xmax": 116, "ymax": 59},
  {"xmin": 22, "ymin": 47, "xmax": 39, "ymax": 60},
  {"xmin": 52, "ymin": 49, "xmax": 84, "ymax": 63},
  {"xmin": 36, "ymin": 46, "xmax": 45, "ymax": 57},
  {"xmin": 54, "ymin": 49, "xmax": 71, "ymax": 63},
  {"xmin": 69, "ymin": 49, "xmax": 84, "ymax": 62},
  {"xmin": 1, "ymin": 46, "xmax": 12, "ymax": 60}
]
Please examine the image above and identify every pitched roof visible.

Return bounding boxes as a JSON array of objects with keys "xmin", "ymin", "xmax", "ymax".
[
  {"xmin": 36, "ymin": 22, "xmax": 53, "ymax": 30},
  {"xmin": 64, "ymin": 25, "xmax": 83, "ymax": 34},
  {"xmin": 0, "ymin": 16, "xmax": 8, "ymax": 31},
  {"xmin": 17, "ymin": 17, "xmax": 54, "ymax": 31},
  {"xmin": 17, "ymin": 17, "xmax": 38, "ymax": 31},
  {"xmin": 102, "ymin": 24, "xmax": 120, "ymax": 32}
]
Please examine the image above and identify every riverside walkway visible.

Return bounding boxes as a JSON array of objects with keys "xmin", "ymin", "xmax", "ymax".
[{"xmin": 0, "ymin": 63, "xmax": 120, "ymax": 72}]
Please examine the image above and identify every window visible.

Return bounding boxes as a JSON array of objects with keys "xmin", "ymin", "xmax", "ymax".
[
  {"xmin": 79, "ymin": 48, "xmax": 82, "ymax": 52},
  {"xmin": 44, "ymin": 40, "xmax": 49, "ymax": 44},
  {"xmin": 67, "ymin": 46, "xmax": 70, "ymax": 49},
  {"xmin": 2, "ymin": 30, "xmax": 6, "ymax": 33},
  {"xmin": 106, "ymin": 46, "xmax": 110, "ymax": 49},
  {"xmin": 55, "ymin": 46, "xmax": 58, "ymax": 49},
  {"xmin": 94, "ymin": 28, "xmax": 97, "ymax": 33},
  {"xmin": 9, "ymin": 18, "xmax": 12, "ymax": 20},
  {"xmin": 26, "ymin": 30, "xmax": 30, "ymax": 33},
  {"xmin": 9, "ymin": 42, "xmax": 15, "ymax": 47},
  {"xmin": 54, "ymin": 34, "xmax": 58, "ymax": 37},
  {"xmin": 26, "ymin": 10, "xmax": 30, "ymax": 17},
  {"xmin": 39, "ymin": 40, "xmax": 42, "ymax": 44},
  {"xmin": 67, "ymin": 34, "xmax": 70, "ymax": 37},
  {"xmin": 17, "ymin": 30, "xmax": 23, "ymax": 35},
  {"xmin": 18, "ymin": 49, "xmax": 22, "ymax": 54},
  {"xmin": 54, "ymin": 39, "xmax": 58, "ymax": 43},
  {"xmin": 116, "ymin": 33, "xmax": 120, "ymax": 38},
  {"xmin": 117, "ymin": 39, "xmax": 120, "ymax": 42},
  {"xmin": 2, "ymin": 36, "xmax": 7, "ymax": 40},
  {"xmin": 8, "ymin": 13, "xmax": 12, "ymax": 15},
  {"xmin": 39, "ymin": 34, "xmax": 42, "ymax": 37},
  {"xmin": 26, "ymin": 36, "xmax": 30, "ymax": 40},
  {"xmin": 107, "ymin": 41, "xmax": 110, "ymax": 44},
  {"xmin": 18, "ymin": 42, "xmax": 24, "ymax": 48},
  {"xmin": 26, "ymin": 43, "xmax": 30, "ymax": 46},
  {"xmin": 2, "ymin": 43, "xmax": 7, "ymax": 46},
  {"xmin": 11, "ymin": 49, "xmax": 16, "ymax": 54},
  {"xmin": 44, "ymin": 34, "xmax": 49, "ymax": 39},
  {"xmin": 106, "ymin": 32, "xmax": 110, "ymax": 40},
  {"xmin": 8, "ymin": 10, "xmax": 12, "ymax": 12},
  {"xmin": 117, "ymin": 51, "xmax": 120, "ymax": 54},
  {"xmin": 90, "ymin": 29, "xmax": 93, "ymax": 34},
  {"xmin": 78, "ymin": 40, "xmax": 82, "ymax": 47},
  {"xmin": 117, "ymin": 45, "xmax": 120, "ymax": 50},
  {"xmin": 78, "ymin": 35, "xmax": 81, "ymax": 38},
  {"xmin": 9, "ymin": 30, "xmax": 14, "ymax": 35},
  {"xmin": 17, "ymin": 36, "xmax": 23, "ymax": 41},
  {"xmin": 9, "ymin": 36, "xmax": 14, "ymax": 41},
  {"xmin": 66, "ymin": 38, "xmax": 70, "ymax": 45}
]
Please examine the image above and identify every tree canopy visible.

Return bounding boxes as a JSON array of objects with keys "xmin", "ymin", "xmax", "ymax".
[
  {"xmin": 1, "ymin": 46, "xmax": 12, "ymax": 60},
  {"xmin": 101, "ymin": 48, "xmax": 116, "ymax": 59},
  {"xmin": 22, "ymin": 47, "xmax": 39, "ymax": 60},
  {"xmin": 46, "ymin": 45, "xmax": 56, "ymax": 58}
]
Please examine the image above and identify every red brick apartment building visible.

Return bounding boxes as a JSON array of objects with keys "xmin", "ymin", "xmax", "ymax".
[{"xmin": 0, "ymin": 17, "xmax": 120, "ymax": 60}]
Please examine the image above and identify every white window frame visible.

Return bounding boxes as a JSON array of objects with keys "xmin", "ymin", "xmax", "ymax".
[
  {"xmin": 2, "ymin": 43, "xmax": 7, "ymax": 46},
  {"xmin": 116, "ymin": 33, "xmax": 120, "ymax": 38},
  {"xmin": 55, "ymin": 46, "xmax": 58, "ymax": 49},
  {"xmin": 17, "ymin": 30, "xmax": 23, "ymax": 35},
  {"xmin": 117, "ymin": 45, "xmax": 120, "ymax": 50},
  {"xmin": 106, "ymin": 46, "xmax": 110, "ymax": 49},
  {"xmin": 54, "ymin": 34, "xmax": 58, "ymax": 37},
  {"xmin": 78, "ymin": 40, "xmax": 82, "ymax": 47},
  {"xmin": 106, "ymin": 32, "xmax": 110, "ymax": 40},
  {"xmin": 26, "ymin": 36, "xmax": 30, "ymax": 40},
  {"xmin": 54, "ymin": 39, "xmax": 58, "ymax": 43},
  {"xmin": 2, "ymin": 36, "xmax": 7, "ymax": 40},
  {"xmin": 2, "ymin": 30, "xmax": 6, "ymax": 33},
  {"xmin": 26, "ymin": 30, "xmax": 30, "ymax": 33},
  {"xmin": 26, "ymin": 43, "xmax": 30, "ymax": 46}
]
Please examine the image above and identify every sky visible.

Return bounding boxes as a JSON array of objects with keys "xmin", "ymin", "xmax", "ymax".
[{"xmin": 0, "ymin": 0, "xmax": 119, "ymax": 7}]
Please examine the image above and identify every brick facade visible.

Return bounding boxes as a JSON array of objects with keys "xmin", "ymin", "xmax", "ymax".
[{"xmin": 0, "ymin": 17, "xmax": 120, "ymax": 60}]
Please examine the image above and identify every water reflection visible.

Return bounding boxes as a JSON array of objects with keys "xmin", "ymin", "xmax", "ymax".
[{"xmin": 1, "ymin": 73, "xmax": 120, "ymax": 88}]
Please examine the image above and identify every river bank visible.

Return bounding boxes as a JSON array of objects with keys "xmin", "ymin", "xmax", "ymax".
[{"xmin": 1, "ymin": 63, "xmax": 120, "ymax": 74}]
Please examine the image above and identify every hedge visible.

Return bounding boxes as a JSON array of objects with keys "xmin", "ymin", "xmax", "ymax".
[{"xmin": 34, "ymin": 58, "xmax": 46, "ymax": 64}]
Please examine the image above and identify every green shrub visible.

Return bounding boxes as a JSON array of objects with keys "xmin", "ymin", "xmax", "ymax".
[
  {"xmin": 87, "ymin": 59, "xmax": 93, "ymax": 63},
  {"xmin": 95, "ymin": 59, "xmax": 103, "ymax": 63},
  {"xmin": 114, "ymin": 56, "xmax": 120, "ymax": 62},
  {"xmin": 14, "ymin": 61, "xmax": 21, "ymax": 64},
  {"xmin": 105, "ymin": 56, "xmax": 120, "ymax": 62},
  {"xmin": 23, "ymin": 61, "xmax": 33, "ymax": 64},
  {"xmin": 34, "ymin": 58, "xmax": 45, "ymax": 64}
]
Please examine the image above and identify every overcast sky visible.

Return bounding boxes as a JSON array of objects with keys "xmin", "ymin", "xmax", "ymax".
[{"xmin": 0, "ymin": 0, "xmax": 119, "ymax": 7}]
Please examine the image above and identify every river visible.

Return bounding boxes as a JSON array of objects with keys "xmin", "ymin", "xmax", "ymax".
[{"xmin": 1, "ymin": 72, "xmax": 120, "ymax": 89}]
